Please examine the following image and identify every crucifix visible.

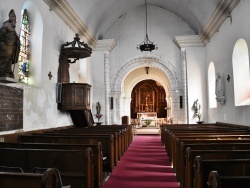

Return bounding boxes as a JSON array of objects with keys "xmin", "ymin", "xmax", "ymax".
[{"xmin": 48, "ymin": 71, "xmax": 52, "ymax": 80}]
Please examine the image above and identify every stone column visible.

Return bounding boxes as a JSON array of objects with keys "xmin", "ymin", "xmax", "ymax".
[
  {"xmin": 94, "ymin": 39, "xmax": 116, "ymax": 125},
  {"xmin": 180, "ymin": 48, "xmax": 188, "ymax": 123},
  {"xmin": 111, "ymin": 91, "xmax": 122, "ymax": 124},
  {"xmin": 104, "ymin": 52, "xmax": 111, "ymax": 124},
  {"xmin": 174, "ymin": 35, "xmax": 204, "ymax": 123}
]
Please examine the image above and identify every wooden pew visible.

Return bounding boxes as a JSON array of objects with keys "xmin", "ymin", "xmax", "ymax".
[
  {"xmin": 161, "ymin": 125, "xmax": 250, "ymax": 185},
  {"xmin": 172, "ymin": 135, "xmax": 250, "ymax": 174},
  {"xmin": 207, "ymin": 171, "xmax": 250, "ymax": 188},
  {"xmin": 84, "ymin": 125, "xmax": 132, "ymax": 150},
  {"xmin": 161, "ymin": 124, "xmax": 250, "ymax": 188},
  {"xmin": 160, "ymin": 123, "xmax": 246, "ymax": 145},
  {"xmin": 194, "ymin": 156, "xmax": 250, "ymax": 188},
  {"xmin": 162, "ymin": 125, "xmax": 245, "ymax": 159},
  {"xmin": 19, "ymin": 134, "xmax": 115, "ymax": 172},
  {"xmin": 162, "ymin": 124, "xmax": 248, "ymax": 151},
  {"xmin": 41, "ymin": 130, "xmax": 121, "ymax": 164},
  {"xmin": 0, "ymin": 142, "xmax": 103, "ymax": 188},
  {"xmin": 178, "ymin": 142, "xmax": 250, "ymax": 188},
  {"xmin": 0, "ymin": 147, "xmax": 94, "ymax": 188},
  {"xmin": 86, "ymin": 124, "xmax": 134, "ymax": 147},
  {"xmin": 49, "ymin": 124, "xmax": 132, "ymax": 155},
  {"xmin": 185, "ymin": 149, "xmax": 250, "ymax": 188},
  {"xmin": 0, "ymin": 168, "xmax": 64, "ymax": 188}
]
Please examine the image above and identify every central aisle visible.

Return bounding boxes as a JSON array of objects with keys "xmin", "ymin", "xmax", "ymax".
[{"xmin": 103, "ymin": 135, "xmax": 180, "ymax": 188}]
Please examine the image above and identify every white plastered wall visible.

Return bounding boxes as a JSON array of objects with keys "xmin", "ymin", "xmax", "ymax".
[
  {"xmin": 92, "ymin": 5, "xmax": 195, "ymax": 124},
  {"xmin": 206, "ymin": 0, "xmax": 250, "ymax": 126},
  {"xmin": 0, "ymin": 0, "xmax": 77, "ymax": 133}
]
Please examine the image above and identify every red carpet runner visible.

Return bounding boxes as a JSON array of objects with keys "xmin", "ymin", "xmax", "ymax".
[{"xmin": 103, "ymin": 135, "xmax": 180, "ymax": 188}]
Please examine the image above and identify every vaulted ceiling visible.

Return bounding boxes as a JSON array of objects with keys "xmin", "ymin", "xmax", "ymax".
[{"xmin": 45, "ymin": 0, "xmax": 240, "ymax": 47}]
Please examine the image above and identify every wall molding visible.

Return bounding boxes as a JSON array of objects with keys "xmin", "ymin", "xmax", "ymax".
[
  {"xmin": 174, "ymin": 35, "xmax": 204, "ymax": 48},
  {"xmin": 200, "ymin": 0, "xmax": 240, "ymax": 44},
  {"xmin": 43, "ymin": 0, "xmax": 97, "ymax": 48},
  {"xmin": 94, "ymin": 39, "xmax": 117, "ymax": 52}
]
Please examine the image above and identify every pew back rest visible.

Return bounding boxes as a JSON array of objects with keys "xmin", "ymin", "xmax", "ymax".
[
  {"xmin": 0, "ymin": 148, "xmax": 92, "ymax": 174},
  {"xmin": 0, "ymin": 168, "xmax": 62, "ymax": 188}
]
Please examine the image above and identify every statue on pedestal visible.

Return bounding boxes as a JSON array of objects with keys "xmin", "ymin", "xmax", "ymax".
[
  {"xmin": 215, "ymin": 72, "xmax": 226, "ymax": 105},
  {"xmin": 0, "ymin": 9, "xmax": 20, "ymax": 78}
]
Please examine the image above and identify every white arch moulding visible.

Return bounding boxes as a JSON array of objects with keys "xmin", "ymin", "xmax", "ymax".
[{"xmin": 110, "ymin": 54, "xmax": 184, "ymax": 124}]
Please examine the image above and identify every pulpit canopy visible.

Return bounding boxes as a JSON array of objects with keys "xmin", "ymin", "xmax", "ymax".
[{"xmin": 60, "ymin": 34, "xmax": 92, "ymax": 59}]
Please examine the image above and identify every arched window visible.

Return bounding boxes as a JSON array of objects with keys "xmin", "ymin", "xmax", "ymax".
[
  {"xmin": 18, "ymin": 9, "xmax": 30, "ymax": 83},
  {"xmin": 208, "ymin": 62, "xmax": 217, "ymax": 108},
  {"xmin": 232, "ymin": 39, "xmax": 250, "ymax": 106}
]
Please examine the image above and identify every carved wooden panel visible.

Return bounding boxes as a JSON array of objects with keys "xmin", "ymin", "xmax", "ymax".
[
  {"xmin": 131, "ymin": 79, "xmax": 167, "ymax": 118},
  {"xmin": 0, "ymin": 85, "xmax": 23, "ymax": 132},
  {"xmin": 58, "ymin": 83, "xmax": 91, "ymax": 110}
]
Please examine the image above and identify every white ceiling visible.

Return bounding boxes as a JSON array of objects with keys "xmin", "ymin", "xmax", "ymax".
[{"xmin": 69, "ymin": 0, "xmax": 219, "ymax": 39}]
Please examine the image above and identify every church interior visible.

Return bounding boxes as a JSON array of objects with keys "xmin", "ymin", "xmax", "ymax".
[{"xmin": 1, "ymin": 0, "xmax": 250, "ymax": 187}]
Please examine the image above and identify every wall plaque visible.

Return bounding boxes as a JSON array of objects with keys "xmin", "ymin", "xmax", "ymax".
[{"xmin": 0, "ymin": 85, "xmax": 23, "ymax": 132}]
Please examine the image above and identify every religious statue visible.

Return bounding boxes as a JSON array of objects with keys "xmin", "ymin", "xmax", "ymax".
[
  {"xmin": 194, "ymin": 99, "xmax": 202, "ymax": 121},
  {"xmin": 95, "ymin": 102, "xmax": 103, "ymax": 123},
  {"xmin": 96, "ymin": 102, "xmax": 101, "ymax": 115},
  {"xmin": 0, "ymin": 9, "xmax": 20, "ymax": 78},
  {"xmin": 194, "ymin": 99, "xmax": 200, "ymax": 114},
  {"xmin": 215, "ymin": 72, "xmax": 226, "ymax": 105},
  {"xmin": 215, "ymin": 72, "xmax": 223, "ymax": 97}
]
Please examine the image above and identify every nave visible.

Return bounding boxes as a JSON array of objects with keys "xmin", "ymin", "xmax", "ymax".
[{"xmin": 2, "ymin": 122, "xmax": 250, "ymax": 188}]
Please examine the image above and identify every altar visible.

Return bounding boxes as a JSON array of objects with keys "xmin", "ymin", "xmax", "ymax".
[{"xmin": 137, "ymin": 112, "xmax": 157, "ymax": 126}]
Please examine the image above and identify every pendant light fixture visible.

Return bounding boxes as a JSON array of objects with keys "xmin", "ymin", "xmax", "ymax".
[{"xmin": 137, "ymin": 0, "xmax": 158, "ymax": 52}]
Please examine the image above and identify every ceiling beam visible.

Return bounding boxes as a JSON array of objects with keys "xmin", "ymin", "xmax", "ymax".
[
  {"xmin": 43, "ymin": 0, "xmax": 97, "ymax": 48},
  {"xmin": 200, "ymin": 0, "xmax": 240, "ymax": 45}
]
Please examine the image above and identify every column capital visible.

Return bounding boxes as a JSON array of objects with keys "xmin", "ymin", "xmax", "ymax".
[
  {"xmin": 174, "ymin": 35, "xmax": 204, "ymax": 48},
  {"xmin": 94, "ymin": 39, "xmax": 117, "ymax": 52}
]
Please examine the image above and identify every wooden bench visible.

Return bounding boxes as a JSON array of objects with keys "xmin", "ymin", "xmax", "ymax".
[
  {"xmin": 0, "ymin": 142, "xmax": 103, "ymax": 188},
  {"xmin": 86, "ymin": 124, "xmax": 134, "ymax": 147},
  {"xmin": 172, "ymin": 135, "xmax": 250, "ymax": 173},
  {"xmin": 0, "ymin": 147, "xmax": 94, "ymax": 188},
  {"xmin": 48, "ymin": 124, "xmax": 132, "ymax": 157},
  {"xmin": 207, "ymin": 171, "xmax": 250, "ymax": 188},
  {"xmin": 194, "ymin": 156, "xmax": 250, "ymax": 188},
  {"xmin": 19, "ymin": 134, "xmax": 115, "ymax": 172},
  {"xmin": 161, "ymin": 124, "xmax": 250, "ymax": 187},
  {"xmin": 41, "ymin": 130, "xmax": 121, "ymax": 164},
  {"xmin": 80, "ymin": 125, "xmax": 131, "ymax": 151},
  {"xmin": 178, "ymin": 142, "xmax": 250, "ymax": 188},
  {"xmin": 161, "ymin": 124, "xmax": 249, "ymax": 148},
  {"xmin": 0, "ymin": 168, "xmax": 64, "ymax": 188},
  {"xmin": 162, "ymin": 125, "xmax": 248, "ymax": 160},
  {"xmin": 160, "ymin": 123, "xmax": 246, "ymax": 144},
  {"xmin": 185, "ymin": 149, "xmax": 250, "ymax": 188}
]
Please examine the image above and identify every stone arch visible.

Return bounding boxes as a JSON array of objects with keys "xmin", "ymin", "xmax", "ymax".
[
  {"xmin": 110, "ymin": 54, "xmax": 182, "ymax": 124},
  {"xmin": 111, "ymin": 54, "xmax": 180, "ymax": 93}
]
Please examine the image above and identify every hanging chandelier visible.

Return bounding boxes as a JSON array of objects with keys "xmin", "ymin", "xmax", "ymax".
[{"xmin": 137, "ymin": 0, "xmax": 158, "ymax": 52}]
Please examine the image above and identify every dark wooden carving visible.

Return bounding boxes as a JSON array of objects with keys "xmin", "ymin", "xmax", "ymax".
[
  {"xmin": 57, "ymin": 83, "xmax": 91, "ymax": 110},
  {"xmin": 130, "ymin": 79, "xmax": 167, "ymax": 118},
  {"xmin": 57, "ymin": 34, "xmax": 93, "ymax": 127},
  {"xmin": 0, "ymin": 85, "xmax": 23, "ymax": 131},
  {"xmin": 0, "ymin": 9, "xmax": 20, "ymax": 78},
  {"xmin": 57, "ymin": 34, "xmax": 92, "ymax": 83}
]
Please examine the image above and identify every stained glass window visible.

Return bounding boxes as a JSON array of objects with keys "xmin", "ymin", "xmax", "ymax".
[{"xmin": 18, "ymin": 9, "xmax": 30, "ymax": 83}]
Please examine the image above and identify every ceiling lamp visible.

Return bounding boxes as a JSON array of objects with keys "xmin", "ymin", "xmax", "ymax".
[{"xmin": 137, "ymin": 0, "xmax": 158, "ymax": 52}]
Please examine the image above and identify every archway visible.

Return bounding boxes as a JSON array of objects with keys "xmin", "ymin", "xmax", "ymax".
[{"xmin": 110, "ymin": 54, "xmax": 184, "ymax": 124}]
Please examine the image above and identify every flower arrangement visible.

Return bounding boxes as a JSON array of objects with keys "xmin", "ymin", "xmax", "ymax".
[
  {"xmin": 95, "ymin": 102, "xmax": 103, "ymax": 122},
  {"xmin": 196, "ymin": 112, "xmax": 202, "ymax": 122},
  {"xmin": 95, "ymin": 113, "xmax": 103, "ymax": 122}
]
